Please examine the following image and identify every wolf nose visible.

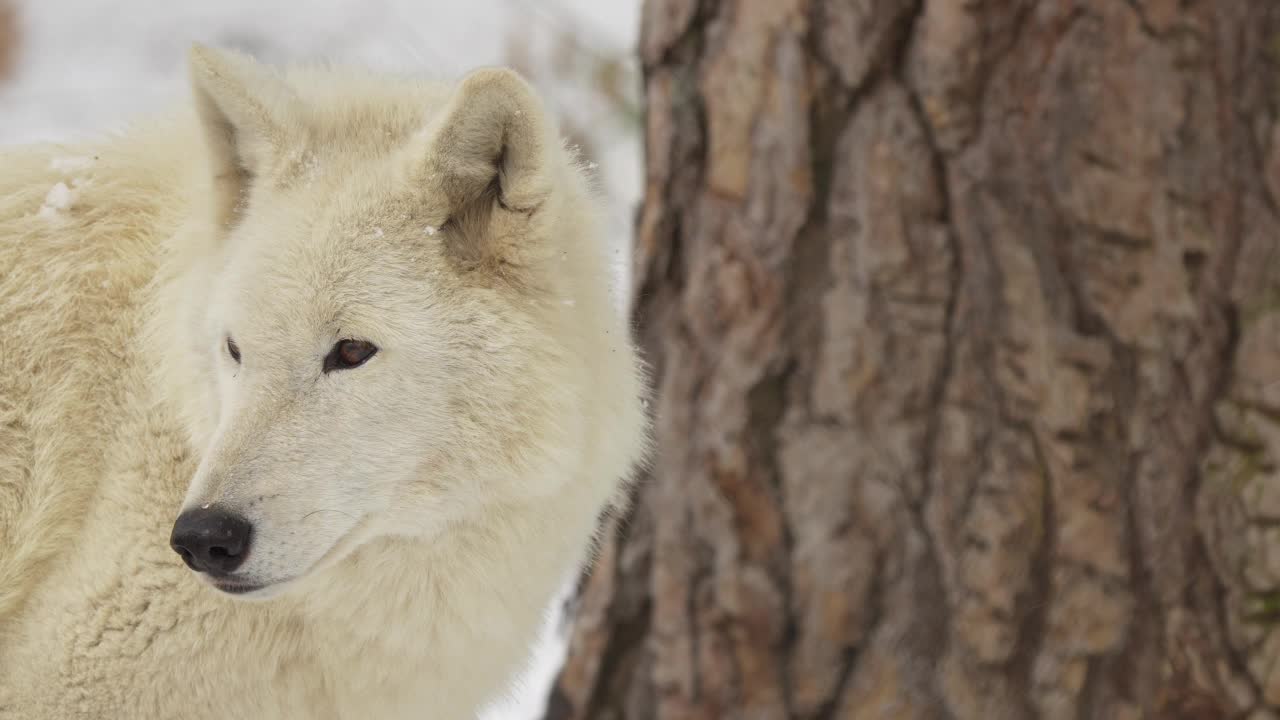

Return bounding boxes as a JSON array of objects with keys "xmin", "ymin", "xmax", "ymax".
[{"xmin": 170, "ymin": 506, "xmax": 253, "ymax": 575}]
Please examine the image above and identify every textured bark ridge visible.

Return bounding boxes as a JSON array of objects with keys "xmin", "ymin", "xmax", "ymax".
[{"xmin": 548, "ymin": 1, "xmax": 1280, "ymax": 718}]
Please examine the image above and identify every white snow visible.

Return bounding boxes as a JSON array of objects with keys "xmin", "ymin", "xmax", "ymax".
[
  {"xmin": 423, "ymin": 225, "xmax": 439, "ymax": 236},
  {"xmin": 37, "ymin": 181, "xmax": 75, "ymax": 220},
  {"xmin": 42, "ymin": 182, "xmax": 74, "ymax": 209},
  {"xmin": 0, "ymin": 2, "xmax": 643, "ymax": 716}
]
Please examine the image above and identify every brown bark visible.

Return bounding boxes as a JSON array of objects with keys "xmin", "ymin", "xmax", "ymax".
[{"xmin": 548, "ymin": 1, "xmax": 1280, "ymax": 718}]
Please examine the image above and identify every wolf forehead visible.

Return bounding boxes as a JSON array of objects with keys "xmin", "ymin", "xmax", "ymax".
[
  {"xmin": 189, "ymin": 44, "xmax": 570, "ymax": 245},
  {"xmin": 183, "ymin": 48, "xmax": 597, "ymax": 319}
]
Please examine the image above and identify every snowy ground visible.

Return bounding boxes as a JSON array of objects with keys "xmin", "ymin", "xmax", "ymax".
[{"xmin": 0, "ymin": 1, "xmax": 642, "ymax": 718}]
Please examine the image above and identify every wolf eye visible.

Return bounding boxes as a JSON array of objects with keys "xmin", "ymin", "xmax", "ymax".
[
  {"xmin": 324, "ymin": 339, "xmax": 377, "ymax": 373},
  {"xmin": 226, "ymin": 337, "xmax": 241, "ymax": 364}
]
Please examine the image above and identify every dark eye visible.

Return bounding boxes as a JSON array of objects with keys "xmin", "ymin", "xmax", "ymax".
[
  {"xmin": 324, "ymin": 339, "xmax": 377, "ymax": 373},
  {"xmin": 226, "ymin": 337, "xmax": 241, "ymax": 364}
]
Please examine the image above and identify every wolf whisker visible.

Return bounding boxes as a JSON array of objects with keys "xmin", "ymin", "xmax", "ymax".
[{"xmin": 300, "ymin": 508, "xmax": 357, "ymax": 522}]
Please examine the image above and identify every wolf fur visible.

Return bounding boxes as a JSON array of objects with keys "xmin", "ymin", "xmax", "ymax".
[{"xmin": 0, "ymin": 46, "xmax": 647, "ymax": 719}]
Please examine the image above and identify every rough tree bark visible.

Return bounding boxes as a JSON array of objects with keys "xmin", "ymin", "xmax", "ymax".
[{"xmin": 547, "ymin": 1, "xmax": 1280, "ymax": 718}]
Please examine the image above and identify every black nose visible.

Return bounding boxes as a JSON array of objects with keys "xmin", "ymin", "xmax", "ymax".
[{"xmin": 170, "ymin": 506, "xmax": 253, "ymax": 575}]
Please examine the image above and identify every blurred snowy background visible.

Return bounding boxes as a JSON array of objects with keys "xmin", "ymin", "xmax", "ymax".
[{"xmin": 0, "ymin": 1, "xmax": 642, "ymax": 718}]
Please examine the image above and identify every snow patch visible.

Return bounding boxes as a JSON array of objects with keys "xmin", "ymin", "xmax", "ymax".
[
  {"xmin": 44, "ymin": 182, "xmax": 74, "ymax": 209},
  {"xmin": 423, "ymin": 225, "xmax": 438, "ymax": 236},
  {"xmin": 38, "ymin": 182, "xmax": 77, "ymax": 220}
]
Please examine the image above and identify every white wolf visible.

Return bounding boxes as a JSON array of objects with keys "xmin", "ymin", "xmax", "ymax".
[{"xmin": 0, "ymin": 46, "xmax": 647, "ymax": 719}]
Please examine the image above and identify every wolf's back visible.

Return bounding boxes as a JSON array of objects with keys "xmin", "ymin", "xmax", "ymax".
[{"xmin": 0, "ymin": 125, "xmax": 187, "ymax": 636}]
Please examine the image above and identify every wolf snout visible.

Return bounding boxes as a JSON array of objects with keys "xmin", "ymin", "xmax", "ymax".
[{"xmin": 170, "ymin": 505, "xmax": 254, "ymax": 575}]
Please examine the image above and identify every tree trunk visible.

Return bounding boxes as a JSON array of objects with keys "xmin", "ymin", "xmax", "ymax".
[{"xmin": 547, "ymin": 1, "xmax": 1280, "ymax": 718}]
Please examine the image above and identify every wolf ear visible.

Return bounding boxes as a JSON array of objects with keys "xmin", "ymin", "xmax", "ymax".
[
  {"xmin": 188, "ymin": 44, "xmax": 300, "ymax": 227},
  {"xmin": 416, "ymin": 68, "xmax": 553, "ymax": 218}
]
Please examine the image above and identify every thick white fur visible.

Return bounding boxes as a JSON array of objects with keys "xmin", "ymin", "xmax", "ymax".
[{"xmin": 0, "ymin": 46, "xmax": 647, "ymax": 719}]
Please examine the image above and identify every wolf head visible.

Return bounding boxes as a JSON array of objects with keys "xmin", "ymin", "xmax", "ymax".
[{"xmin": 156, "ymin": 47, "xmax": 644, "ymax": 598}]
